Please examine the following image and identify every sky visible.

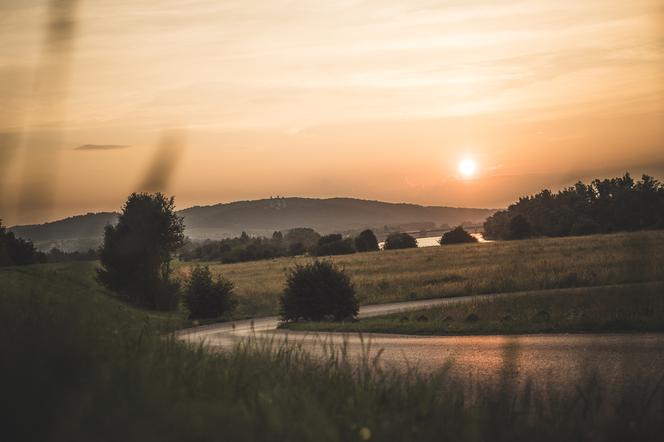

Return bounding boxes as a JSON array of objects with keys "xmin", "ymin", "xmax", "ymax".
[{"xmin": 1, "ymin": 0, "xmax": 663, "ymax": 225}]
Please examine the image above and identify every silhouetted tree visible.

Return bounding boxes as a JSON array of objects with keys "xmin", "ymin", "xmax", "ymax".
[
  {"xmin": 440, "ymin": 226, "xmax": 478, "ymax": 245},
  {"xmin": 284, "ymin": 227, "xmax": 320, "ymax": 251},
  {"xmin": 0, "ymin": 220, "xmax": 45, "ymax": 267},
  {"xmin": 355, "ymin": 229, "xmax": 379, "ymax": 252},
  {"xmin": 280, "ymin": 261, "xmax": 358, "ymax": 321},
  {"xmin": 315, "ymin": 234, "xmax": 356, "ymax": 256},
  {"xmin": 183, "ymin": 265, "xmax": 236, "ymax": 319},
  {"xmin": 483, "ymin": 174, "xmax": 664, "ymax": 240},
  {"xmin": 508, "ymin": 215, "xmax": 531, "ymax": 240},
  {"xmin": 383, "ymin": 232, "xmax": 417, "ymax": 250},
  {"xmin": 97, "ymin": 193, "xmax": 184, "ymax": 310}
]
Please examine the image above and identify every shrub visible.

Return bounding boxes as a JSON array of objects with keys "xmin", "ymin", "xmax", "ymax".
[
  {"xmin": 315, "ymin": 234, "xmax": 356, "ymax": 256},
  {"xmin": 355, "ymin": 229, "xmax": 379, "ymax": 252},
  {"xmin": 440, "ymin": 226, "xmax": 478, "ymax": 245},
  {"xmin": 184, "ymin": 266, "xmax": 236, "ymax": 319},
  {"xmin": 280, "ymin": 261, "xmax": 358, "ymax": 321},
  {"xmin": 384, "ymin": 232, "xmax": 417, "ymax": 250},
  {"xmin": 97, "ymin": 193, "xmax": 184, "ymax": 310}
]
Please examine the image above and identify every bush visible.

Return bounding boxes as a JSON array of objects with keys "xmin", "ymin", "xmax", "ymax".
[
  {"xmin": 355, "ymin": 229, "xmax": 379, "ymax": 252},
  {"xmin": 184, "ymin": 266, "xmax": 236, "ymax": 319},
  {"xmin": 315, "ymin": 234, "xmax": 356, "ymax": 256},
  {"xmin": 440, "ymin": 226, "xmax": 478, "ymax": 245},
  {"xmin": 384, "ymin": 232, "xmax": 417, "ymax": 250},
  {"xmin": 280, "ymin": 261, "xmax": 358, "ymax": 321},
  {"xmin": 97, "ymin": 193, "xmax": 185, "ymax": 310}
]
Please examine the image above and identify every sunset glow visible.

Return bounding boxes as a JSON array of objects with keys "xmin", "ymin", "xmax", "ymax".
[
  {"xmin": 459, "ymin": 159, "xmax": 477, "ymax": 178},
  {"xmin": 1, "ymin": 0, "xmax": 663, "ymax": 224}
]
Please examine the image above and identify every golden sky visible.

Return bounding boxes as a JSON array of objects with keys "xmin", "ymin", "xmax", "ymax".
[{"xmin": 1, "ymin": 0, "xmax": 663, "ymax": 225}]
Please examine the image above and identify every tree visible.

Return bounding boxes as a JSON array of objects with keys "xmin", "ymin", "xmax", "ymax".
[
  {"xmin": 97, "ymin": 193, "xmax": 185, "ymax": 310},
  {"xmin": 284, "ymin": 227, "xmax": 320, "ymax": 253},
  {"xmin": 315, "ymin": 234, "xmax": 356, "ymax": 256},
  {"xmin": 440, "ymin": 226, "xmax": 477, "ymax": 245},
  {"xmin": 508, "ymin": 215, "xmax": 531, "ymax": 240},
  {"xmin": 354, "ymin": 229, "xmax": 379, "ymax": 252},
  {"xmin": 280, "ymin": 261, "xmax": 358, "ymax": 321},
  {"xmin": 183, "ymin": 266, "xmax": 236, "ymax": 319},
  {"xmin": 483, "ymin": 174, "xmax": 664, "ymax": 240},
  {"xmin": 383, "ymin": 232, "xmax": 417, "ymax": 250},
  {"xmin": 0, "ymin": 220, "xmax": 44, "ymax": 267}
]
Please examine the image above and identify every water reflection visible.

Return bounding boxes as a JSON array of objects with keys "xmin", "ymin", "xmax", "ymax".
[{"xmin": 379, "ymin": 233, "xmax": 492, "ymax": 249}]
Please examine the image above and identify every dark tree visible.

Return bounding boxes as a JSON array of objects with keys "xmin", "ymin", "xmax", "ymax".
[
  {"xmin": 0, "ymin": 220, "xmax": 45, "ymax": 267},
  {"xmin": 97, "ymin": 193, "xmax": 185, "ymax": 310},
  {"xmin": 508, "ymin": 215, "xmax": 531, "ymax": 240},
  {"xmin": 483, "ymin": 174, "xmax": 664, "ymax": 240},
  {"xmin": 280, "ymin": 261, "xmax": 358, "ymax": 321},
  {"xmin": 284, "ymin": 227, "xmax": 320, "ymax": 252},
  {"xmin": 383, "ymin": 232, "xmax": 417, "ymax": 250},
  {"xmin": 354, "ymin": 229, "xmax": 379, "ymax": 252},
  {"xmin": 440, "ymin": 226, "xmax": 478, "ymax": 245},
  {"xmin": 183, "ymin": 265, "xmax": 236, "ymax": 319},
  {"xmin": 315, "ymin": 234, "xmax": 356, "ymax": 256}
]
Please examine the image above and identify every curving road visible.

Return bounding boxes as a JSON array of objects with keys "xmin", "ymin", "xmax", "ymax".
[{"xmin": 176, "ymin": 288, "xmax": 664, "ymax": 391}]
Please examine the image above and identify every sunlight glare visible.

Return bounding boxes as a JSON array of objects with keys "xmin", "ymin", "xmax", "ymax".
[{"xmin": 458, "ymin": 159, "xmax": 477, "ymax": 178}]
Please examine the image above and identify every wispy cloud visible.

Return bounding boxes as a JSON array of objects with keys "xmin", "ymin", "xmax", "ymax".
[{"xmin": 74, "ymin": 144, "xmax": 130, "ymax": 151}]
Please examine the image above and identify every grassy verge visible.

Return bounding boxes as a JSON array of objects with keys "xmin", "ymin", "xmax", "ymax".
[
  {"xmin": 195, "ymin": 231, "xmax": 664, "ymax": 318},
  {"xmin": 2, "ymin": 264, "xmax": 664, "ymax": 441},
  {"xmin": 284, "ymin": 283, "xmax": 664, "ymax": 335},
  {"xmin": 0, "ymin": 261, "xmax": 187, "ymax": 332}
]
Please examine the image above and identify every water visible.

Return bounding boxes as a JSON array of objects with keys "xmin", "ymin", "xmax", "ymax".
[{"xmin": 379, "ymin": 233, "xmax": 491, "ymax": 249}]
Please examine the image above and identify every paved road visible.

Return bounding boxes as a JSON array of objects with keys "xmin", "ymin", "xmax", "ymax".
[{"xmin": 176, "ymin": 288, "xmax": 664, "ymax": 390}]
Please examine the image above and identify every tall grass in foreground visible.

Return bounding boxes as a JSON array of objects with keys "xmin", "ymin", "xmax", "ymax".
[{"xmin": 2, "ymin": 282, "xmax": 663, "ymax": 441}]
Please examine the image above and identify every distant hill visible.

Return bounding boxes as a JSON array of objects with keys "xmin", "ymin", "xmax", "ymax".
[
  {"xmin": 10, "ymin": 197, "xmax": 496, "ymax": 251},
  {"xmin": 10, "ymin": 212, "xmax": 119, "ymax": 253}
]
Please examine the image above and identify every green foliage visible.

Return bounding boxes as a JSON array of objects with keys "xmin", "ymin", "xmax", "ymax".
[
  {"xmin": 281, "ymin": 261, "xmax": 359, "ymax": 321},
  {"xmin": 180, "ymin": 227, "xmax": 324, "ymax": 263},
  {"xmin": 184, "ymin": 266, "xmax": 236, "ymax": 319},
  {"xmin": 484, "ymin": 173, "xmax": 664, "ymax": 240},
  {"xmin": 286, "ymin": 283, "xmax": 664, "ymax": 335},
  {"xmin": 2, "ymin": 263, "xmax": 664, "ymax": 442},
  {"xmin": 440, "ymin": 226, "xmax": 477, "ymax": 245},
  {"xmin": 315, "ymin": 234, "xmax": 356, "ymax": 256},
  {"xmin": 97, "ymin": 193, "xmax": 185, "ymax": 310},
  {"xmin": 354, "ymin": 229, "xmax": 379, "ymax": 252},
  {"xmin": 384, "ymin": 232, "xmax": 418, "ymax": 250},
  {"xmin": 0, "ymin": 220, "xmax": 45, "ymax": 266}
]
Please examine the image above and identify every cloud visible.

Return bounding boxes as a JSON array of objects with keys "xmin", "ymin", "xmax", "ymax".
[{"xmin": 74, "ymin": 144, "xmax": 130, "ymax": 151}]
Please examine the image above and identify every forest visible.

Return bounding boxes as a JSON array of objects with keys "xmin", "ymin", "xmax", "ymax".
[{"xmin": 484, "ymin": 174, "xmax": 664, "ymax": 240}]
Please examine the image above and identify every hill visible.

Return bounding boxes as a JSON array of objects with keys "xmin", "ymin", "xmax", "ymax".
[{"xmin": 10, "ymin": 197, "xmax": 495, "ymax": 251}]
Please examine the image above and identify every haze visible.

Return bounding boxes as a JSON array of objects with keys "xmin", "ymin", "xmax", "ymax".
[{"xmin": 1, "ymin": 0, "xmax": 663, "ymax": 225}]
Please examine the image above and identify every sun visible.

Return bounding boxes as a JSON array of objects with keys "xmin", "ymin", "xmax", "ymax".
[{"xmin": 458, "ymin": 159, "xmax": 477, "ymax": 178}]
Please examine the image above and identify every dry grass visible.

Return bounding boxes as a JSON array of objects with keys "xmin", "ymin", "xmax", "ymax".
[
  {"xmin": 286, "ymin": 282, "xmax": 664, "ymax": 335},
  {"xmin": 193, "ymin": 231, "xmax": 664, "ymax": 318}
]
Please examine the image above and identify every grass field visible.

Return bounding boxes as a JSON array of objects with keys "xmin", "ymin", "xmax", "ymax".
[
  {"xmin": 198, "ymin": 231, "xmax": 664, "ymax": 318},
  {"xmin": 2, "ymin": 260, "xmax": 663, "ymax": 441},
  {"xmin": 285, "ymin": 283, "xmax": 664, "ymax": 335}
]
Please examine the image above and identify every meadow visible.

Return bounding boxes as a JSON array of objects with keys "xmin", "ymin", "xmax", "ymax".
[
  {"xmin": 285, "ymin": 282, "xmax": 664, "ymax": 335},
  {"xmin": 199, "ymin": 231, "xmax": 664, "ymax": 318},
  {"xmin": 2, "ymin": 262, "xmax": 663, "ymax": 441}
]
